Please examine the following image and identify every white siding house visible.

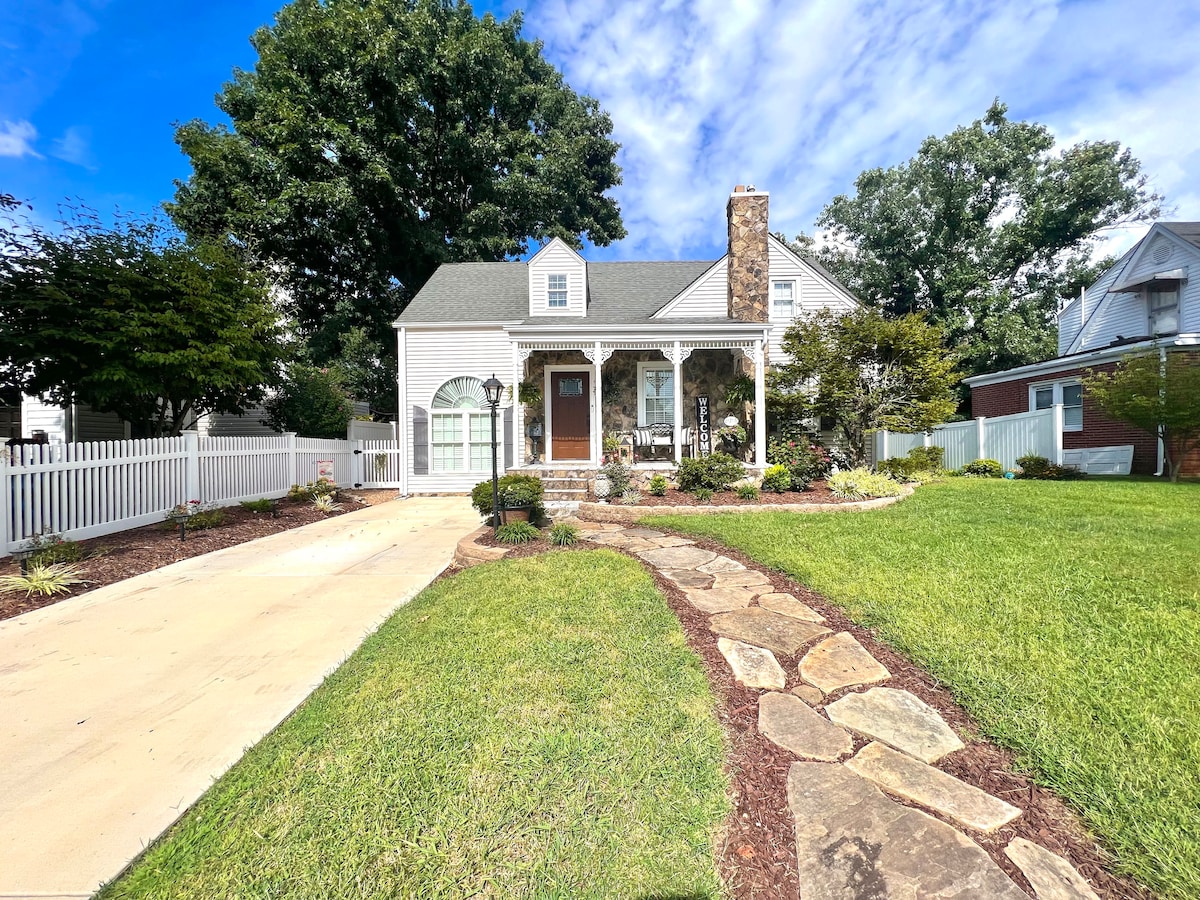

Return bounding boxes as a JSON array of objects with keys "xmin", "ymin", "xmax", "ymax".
[{"xmin": 394, "ymin": 187, "xmax": 861, "ymax": 494}]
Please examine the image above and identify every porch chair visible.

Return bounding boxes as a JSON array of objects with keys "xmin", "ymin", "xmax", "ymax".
[{"xmin": 632, "ymin": 423, "xmax": 695, "ymax": 461}]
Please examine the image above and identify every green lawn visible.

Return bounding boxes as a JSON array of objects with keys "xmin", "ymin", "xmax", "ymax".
[
  {"xmin": 653, "ymin": 478, "xmax": 1200, "ymax": 899},
  {"xmin": 100, "ymin": 551, "xmax": 729, "ymax": 899}
]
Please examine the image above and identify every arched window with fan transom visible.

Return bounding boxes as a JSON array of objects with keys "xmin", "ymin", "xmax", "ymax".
[{"xmin": 429, "ymin": 377, "xmax": 492, "ymax": 472}]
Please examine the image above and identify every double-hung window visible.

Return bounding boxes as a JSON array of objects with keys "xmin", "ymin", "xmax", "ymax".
[
  {"xmin": 1031, "ymin": 380, "xmax": 1083, "ymax": 431},
  {"xmin": 638, "ymin": 363, "xmax": 674, "ymax": 425},
  {"xmin": 547, "ymin": 274, "xmax": 568, "ymax": 309},
  {"xmin": 1148, "ymin": 285, "xmax": 1180, "ymax": 335},
  {"xmin": 430, "ymin": 377, "xmax": 493, "ymax": 472},
  {"xmin": 772, "ymin": 280, "xmax": 796, "ymax": 319}
]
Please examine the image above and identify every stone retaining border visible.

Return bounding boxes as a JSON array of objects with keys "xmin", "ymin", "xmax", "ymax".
[
  {"xmin": 453, "ymin": 526, "xmax": 510, "ymax": 568},
  {"xmin": 577, "ymin": 486, "xmax": 912, "ymax": 524}
]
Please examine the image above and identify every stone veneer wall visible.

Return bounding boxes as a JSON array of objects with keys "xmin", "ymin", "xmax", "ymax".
[
  {"xmin": 727, "ymin": 190, "xmax": 770, "ymax": 323},
  {"xmin": 520, "ymin": 349, "xmax": 743, "ymax": 451}
]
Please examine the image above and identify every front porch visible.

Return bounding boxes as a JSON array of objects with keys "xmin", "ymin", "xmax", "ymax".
[{"xmin": 507, "ymin": 331, "xmax": 769, "ymax": 469}]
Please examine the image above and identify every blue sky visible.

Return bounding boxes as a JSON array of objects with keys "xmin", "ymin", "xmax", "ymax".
[{"xmin": 4, "ymin": 0, "xmax": 1199, "ymax": 263}]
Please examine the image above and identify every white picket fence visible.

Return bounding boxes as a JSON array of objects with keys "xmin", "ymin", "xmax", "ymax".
[
  {"xmin": 1, "ymin": 433, "xmax": 403, "ymax": 557},
  {"xmin": 875, "ymin": 406, "xmax": 1062, "ymax": 471}
]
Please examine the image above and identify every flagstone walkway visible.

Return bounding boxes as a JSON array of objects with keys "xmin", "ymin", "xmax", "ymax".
[{"xmin": 577, "ymin": 522, "xmax": 1101, "ymax": 900}]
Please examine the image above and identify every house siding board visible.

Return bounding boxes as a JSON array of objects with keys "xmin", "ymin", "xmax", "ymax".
[
  {"xmin": 1057, "ymin": 297, "xmax": 1082, "ymax": 355},
  {"xmin": 765, "ymin": 239, "xmax": 857, "ymax": 363},
  {"xmin": 20, "ymin": 396, "xmax": 66, "ymax": 441},
  {"xmin": 402, "ymin": 327, "xmax": 514, "ymax": 492},
  {"xmin": 659, "ymin": 258, "xmax": 729, "ymax": 318},
  {"xmin": 970, "ymin": 362, "xmax": 1161, "ymax": 475},
  {"xmin": 195, "ymin": 407, "xmax": 279, "ymax": 436},
  {"xmin": 528, "ymin": 241, "xmax": 586, "ymax": 318}
]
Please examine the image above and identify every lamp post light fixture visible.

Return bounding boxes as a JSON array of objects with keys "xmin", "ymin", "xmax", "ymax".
[{"xmin": 482, "ymin": 374, "xmax": 504, "ymax": 534}]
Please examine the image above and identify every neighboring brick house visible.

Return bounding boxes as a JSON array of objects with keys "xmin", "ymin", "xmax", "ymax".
[{"xmin": 965, "ymin": 222, "xmax": 1200, "ymax": 476}]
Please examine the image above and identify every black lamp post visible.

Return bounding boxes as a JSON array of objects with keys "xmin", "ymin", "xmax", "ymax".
[{"xmin": 482, "ymin": 374, "xmax": 504, "ymax": 533}]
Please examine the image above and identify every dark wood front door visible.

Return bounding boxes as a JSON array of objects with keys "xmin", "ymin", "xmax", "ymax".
[{"xmin": 550, "ymin": 370, "xmax": 591, "ymax": 460}]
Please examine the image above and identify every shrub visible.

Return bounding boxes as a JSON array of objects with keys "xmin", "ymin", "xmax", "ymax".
[
  {"xmin": 26, "ymin": 533, "xmax": 85, "ymax": 566},
  {"xmin": 312, "ymin": 494, "xmax": 344, "ymax": 514},
  {"xmin": 548, "ymin": 522, "xmax": 579, "ymax": 546},
  {"xmin": 1015, "ymin": 455, "xmax": 1085, "ymax": 480},
  {"xmin": 767, "ymin": 438, "xmax": 832, "ymax": 484},
  {"xmin": 240, "ymin": 498, "xmax": 275, "ymax": 514},
  {"xmin": 958, "ymin": 459, "xmax": 1004, "ymax": 478},
  {"xmin": 762, "ymin": 464, "xmax": 793, "ymax": 493},
  {"xmin": 495, "ymin": 521, "xmax": 540, "ymax": 544},
  {"xmin": 471, "ymin": 474, "xmax": 545, "ymax": 519},
  {"xmin": 736, "ymin": 482, "xmax": 760, "ymax": 501},
  {"xmin": 877, "ymin": 456, "xmax": 916, "ymax": 480},
  {"xmin": 691, "ymin": 487, "xmax": 714, "ymax": 503},
  {"xmin": 186, "ymin": 507, "xmax": 227, "ymax": 530},
  {"xmin": 827, "ymin": 468, "xmax": 904, "ymax": 500},
  {"xmin": 647, "ymin": 473, "xmax": 669, "ymax": 496},
  {"xmin": 264, "ymin": 362, "xmax": 354, "ymax": 439},
  {"xmin": 288, "ymin": 478, "xmax": 338, "ymax": 501},
  {"xmin": 0, "ymin": 562, "xmax": 86, "ymax": 597},
  {"xmin": 675, "ymin": 452, "xmax": 744, "ymax": 492},
  {"xmin": 907, "ymin": 445, "xmax": 945, "ymax": 470},
  {"xmin": 598, "ymin": 459, "xmax": 632, "ymax": 497}
]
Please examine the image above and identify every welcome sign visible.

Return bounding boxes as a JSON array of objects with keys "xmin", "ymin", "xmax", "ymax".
[{"xmin": 695, "ymin": 396, "xmax": 712, "ymax": 457}]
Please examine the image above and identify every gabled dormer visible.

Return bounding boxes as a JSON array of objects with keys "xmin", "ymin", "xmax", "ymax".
[{"xmin": 527, "ymin": 237, "xmax": 587, "ymax": 317}]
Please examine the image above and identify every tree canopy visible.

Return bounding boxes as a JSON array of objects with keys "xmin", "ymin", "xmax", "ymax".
[
  {"xmin": 168, "ymin": 0, "xmax": 626, "ymax": 403},
  {"xmin": 771, "ymin": 308, "xmax": 960, "ymax": 465},
  {"xmin": 1084, "ymin": 353, "xmax": 1200, "ymax": 482},
  {"xmin": 792, "ymin": 100, "xmax": 1163, "ymax": 384},
  {"xmin": 0, "ymin": 211, "xmax": 283, "ymax": 436}
]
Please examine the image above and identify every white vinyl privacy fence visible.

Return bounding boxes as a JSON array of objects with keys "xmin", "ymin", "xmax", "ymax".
[
  {"xmin": 1, "ymin": 433, "xmax": 403, "ymax": 557},
  {"xmin": 875, "ymin": 406, "xmax": 1063, "ymax": 472}
]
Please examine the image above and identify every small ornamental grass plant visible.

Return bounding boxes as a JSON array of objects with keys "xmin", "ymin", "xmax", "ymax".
[
  {"xmin": 0, "ymin": 561, "xmax": 87, "ymax": 598},
  {"xmin": 495, "ymin": 521, "xmax": 540, "ymax": 544},
  {"xmin": 691, "ymin": 487, "xmax": 714, "ymax": 503},
  {"xmin": 826, "ymin": 468, "xmax": 903, "ymax": 500},
  {"xmin": 619, "ymin": 489, "xmax": 643, "ymax": 505},
  {"xmin": 312, "ymin": 494, "xmax": 344, "ymax": 514},
  {"xmin": 548, "ymin": 522, "xmax": 580, "ymax": 546},
  {"xmin": 288, "ymin": 478, "xmax": 338, "ymax": 501},
  {"xmin": 736, "ymin": 482, "xmax": 760, "ymax": 501}
]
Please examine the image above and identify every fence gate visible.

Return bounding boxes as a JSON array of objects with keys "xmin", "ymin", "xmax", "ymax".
[{"xmin": 353, "ymin": 440, "xmax": 405, "ymax": 489}]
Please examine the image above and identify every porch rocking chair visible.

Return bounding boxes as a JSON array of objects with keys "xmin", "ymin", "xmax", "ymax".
[{"xmin": 632, "ymin": 423, "xmax": 695, "ymax": 461}]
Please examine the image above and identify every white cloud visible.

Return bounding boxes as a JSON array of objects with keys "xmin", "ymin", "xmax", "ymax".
[
  {"xmin": 0, "ymin": 120, "xmax": 41, "ymax": 159},
  {"xmin": 523, "ymin": 0, "xmax": 1200, "ymax": 260},
  {"xmin": 51, "ymin": 125, "xmax": 96, "ymax": 170}
]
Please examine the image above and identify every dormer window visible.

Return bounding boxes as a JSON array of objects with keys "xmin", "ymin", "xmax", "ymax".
[
  {"xmin": 771, "ymin": 280, "xmax": 795, "ymax": 319},
  {"xmin": 547, "ymin": 274, "xmax": 567, "ymax": 308},
  {"xmin": 1148, "ymin": 284, "xmax": 1179, "ymax": 335}
]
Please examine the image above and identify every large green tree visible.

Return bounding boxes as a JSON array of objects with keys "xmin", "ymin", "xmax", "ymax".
[
  {"xmin": 0, "ymin": 212, "xmax": 283, "ymax": 436},
  {"xmin": 771, "ymin": 308, "xmax": 960, "ymax": 465},
  {"xmin": 1085, "ymin": 353, "xmax": 1200, "ymax": 482},
  {"xmin": 169, "ymin": 0, "xmax": 626, "ymax": 406},
  {"xmin": 791, "ymin": 101, "xmax": 1162, "ymax": 382}
]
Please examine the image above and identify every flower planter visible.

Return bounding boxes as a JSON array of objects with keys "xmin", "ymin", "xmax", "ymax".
[{"xmin": 501, "ymin": 507, "xmax": 532, "ymax": 523}]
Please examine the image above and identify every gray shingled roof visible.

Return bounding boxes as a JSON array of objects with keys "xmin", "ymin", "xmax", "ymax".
[
  {"xmin": 1162, "ymin": 222, "xmax": 1200, "ymax": 250},
  {"xmin": 397, "ymin": 260, "xmax": 714, "ymax": 324}
]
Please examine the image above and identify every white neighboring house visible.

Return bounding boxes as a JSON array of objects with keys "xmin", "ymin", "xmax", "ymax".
[
  {"xmin": 6, "ymin": 397, "xmax": 280, "ymax": 443},
  {"xmin": 393, "ymin": 186, "xmax": 860, "ymax": 495}
]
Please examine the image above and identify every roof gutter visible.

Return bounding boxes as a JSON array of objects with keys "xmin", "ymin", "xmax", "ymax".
[{"xmin": 963, "ymin": 334, "xmax": 1200, "ymax": 387}]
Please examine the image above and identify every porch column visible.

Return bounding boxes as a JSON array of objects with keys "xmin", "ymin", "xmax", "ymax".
[
  {"xmin": 593, "ymin": 341, "xmax": 604, "ymax": 466},
  {"xmin": 753, "ymin": 339, "xmax": 767, "ymax": 466},
  {"xmin": 511, "ymin": 340, "xmax": 524, "ymax": 467},
  {"xmin": 672, "ymin": 341, "xmax": 684, "ymax": 463}
]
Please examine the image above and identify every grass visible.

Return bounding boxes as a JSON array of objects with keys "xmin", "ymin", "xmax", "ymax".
[
  {"xmin": 653, "ymin": 478, "xmax": 1200, "ymax": 900},
  {"xmin": 100, "ymin": 551, "xmax": 728, "ymax": 899}
]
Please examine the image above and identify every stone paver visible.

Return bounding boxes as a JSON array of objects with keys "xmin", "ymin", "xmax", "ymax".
[
  {"xmin": 718, "ymin": 638, "xmax": 786, "ymax": 690},
  {"xmin": 658, "ymin": 568, "xmax": 715, "ymax": 590},
  {"xmin": 791, "ymin": 683, "xmax": 824, "ymax": 705},
  {"xmin": 646, "ymin": 535, "xmax": 694, "ymax": 548},
  {"xmin": 759, "ymin": 692, "xmax": 852, "ymax": 761},
  {"xmin": 0, "ymin": 496, "xmax": 477, "ymax": 898},
  {"xmin": 798, "ymin": 631, "xmax": 891, "ymax": 693},
  {"xmin": 617, "ymin": 527, "xmax": 668, "ymax": 538},
  {"xmin": 710, "ymin": 607, "xmax": 831, "ymax": 657},
  {"xmin": 683, "ymin": 585, "xmax": 756, "ymax": 613},
  {"xmin": 710, "ymin": 568, "xmax": 772, "ymax": 590},
  {"xmin": 847, "ymin": 742, "xmax": 1021, "ymax": 832},
  {"xmin": 826, "ymin": 687, "xmax": 965, "ymax": 763},
  {"xmin": 757, "ymin": 592, "xmax": 825, "ymax": 623},
  {"xmin": 788, "ymin": 763, "xmax": 1027, "ymax": 900},
  {"xmin": 697, "ymin": 555, "xmax": 747, "ymax": 574},
  {"xmin": 638, "ymin": 545, "xmax": 717, "ymax": 569},
  {"xmin": 1005, "ymin": 838, "xmax": 1101, "ymax": 900}
]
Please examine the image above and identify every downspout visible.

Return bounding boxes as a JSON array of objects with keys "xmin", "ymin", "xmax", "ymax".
[{"xmin": 1155, "ymin": 345, "xmax": 1166, "ymax": 477}]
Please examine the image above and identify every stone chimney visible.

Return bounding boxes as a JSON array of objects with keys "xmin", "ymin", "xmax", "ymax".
[{"xmin": 727, "ymin": 185, "xmax": 769, "ymax": 322}]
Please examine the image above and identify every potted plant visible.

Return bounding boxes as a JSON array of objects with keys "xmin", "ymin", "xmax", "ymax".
[
  {"xmin": 470, "ymin": 474, "xmax": 545, "ymax": 524},
  {"xmin": 717, "ymin": 422, "xmax": 747, "ymax": 452}
]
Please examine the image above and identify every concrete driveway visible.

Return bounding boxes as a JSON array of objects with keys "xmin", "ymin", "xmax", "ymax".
[{"xmin": 0, "ymin": 495, "xmax": 479, "ymax": 899}]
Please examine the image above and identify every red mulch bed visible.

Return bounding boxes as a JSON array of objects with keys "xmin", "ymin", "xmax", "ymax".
[
  {"xmin": 456, "ymin": 525, "xmax": 1151, "ymax": 899},
  {"xmin": 609, "ymin": 482, "xmax": 860, "ymax": 506},
  {"xmin": 0, "ymin": 490, "xmax": 401, "ymax": 621}
]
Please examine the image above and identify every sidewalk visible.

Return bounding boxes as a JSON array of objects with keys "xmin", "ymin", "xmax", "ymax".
[{"xmin": 0, "ymin": 496, "xmax": 479, "ymax": 899}]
